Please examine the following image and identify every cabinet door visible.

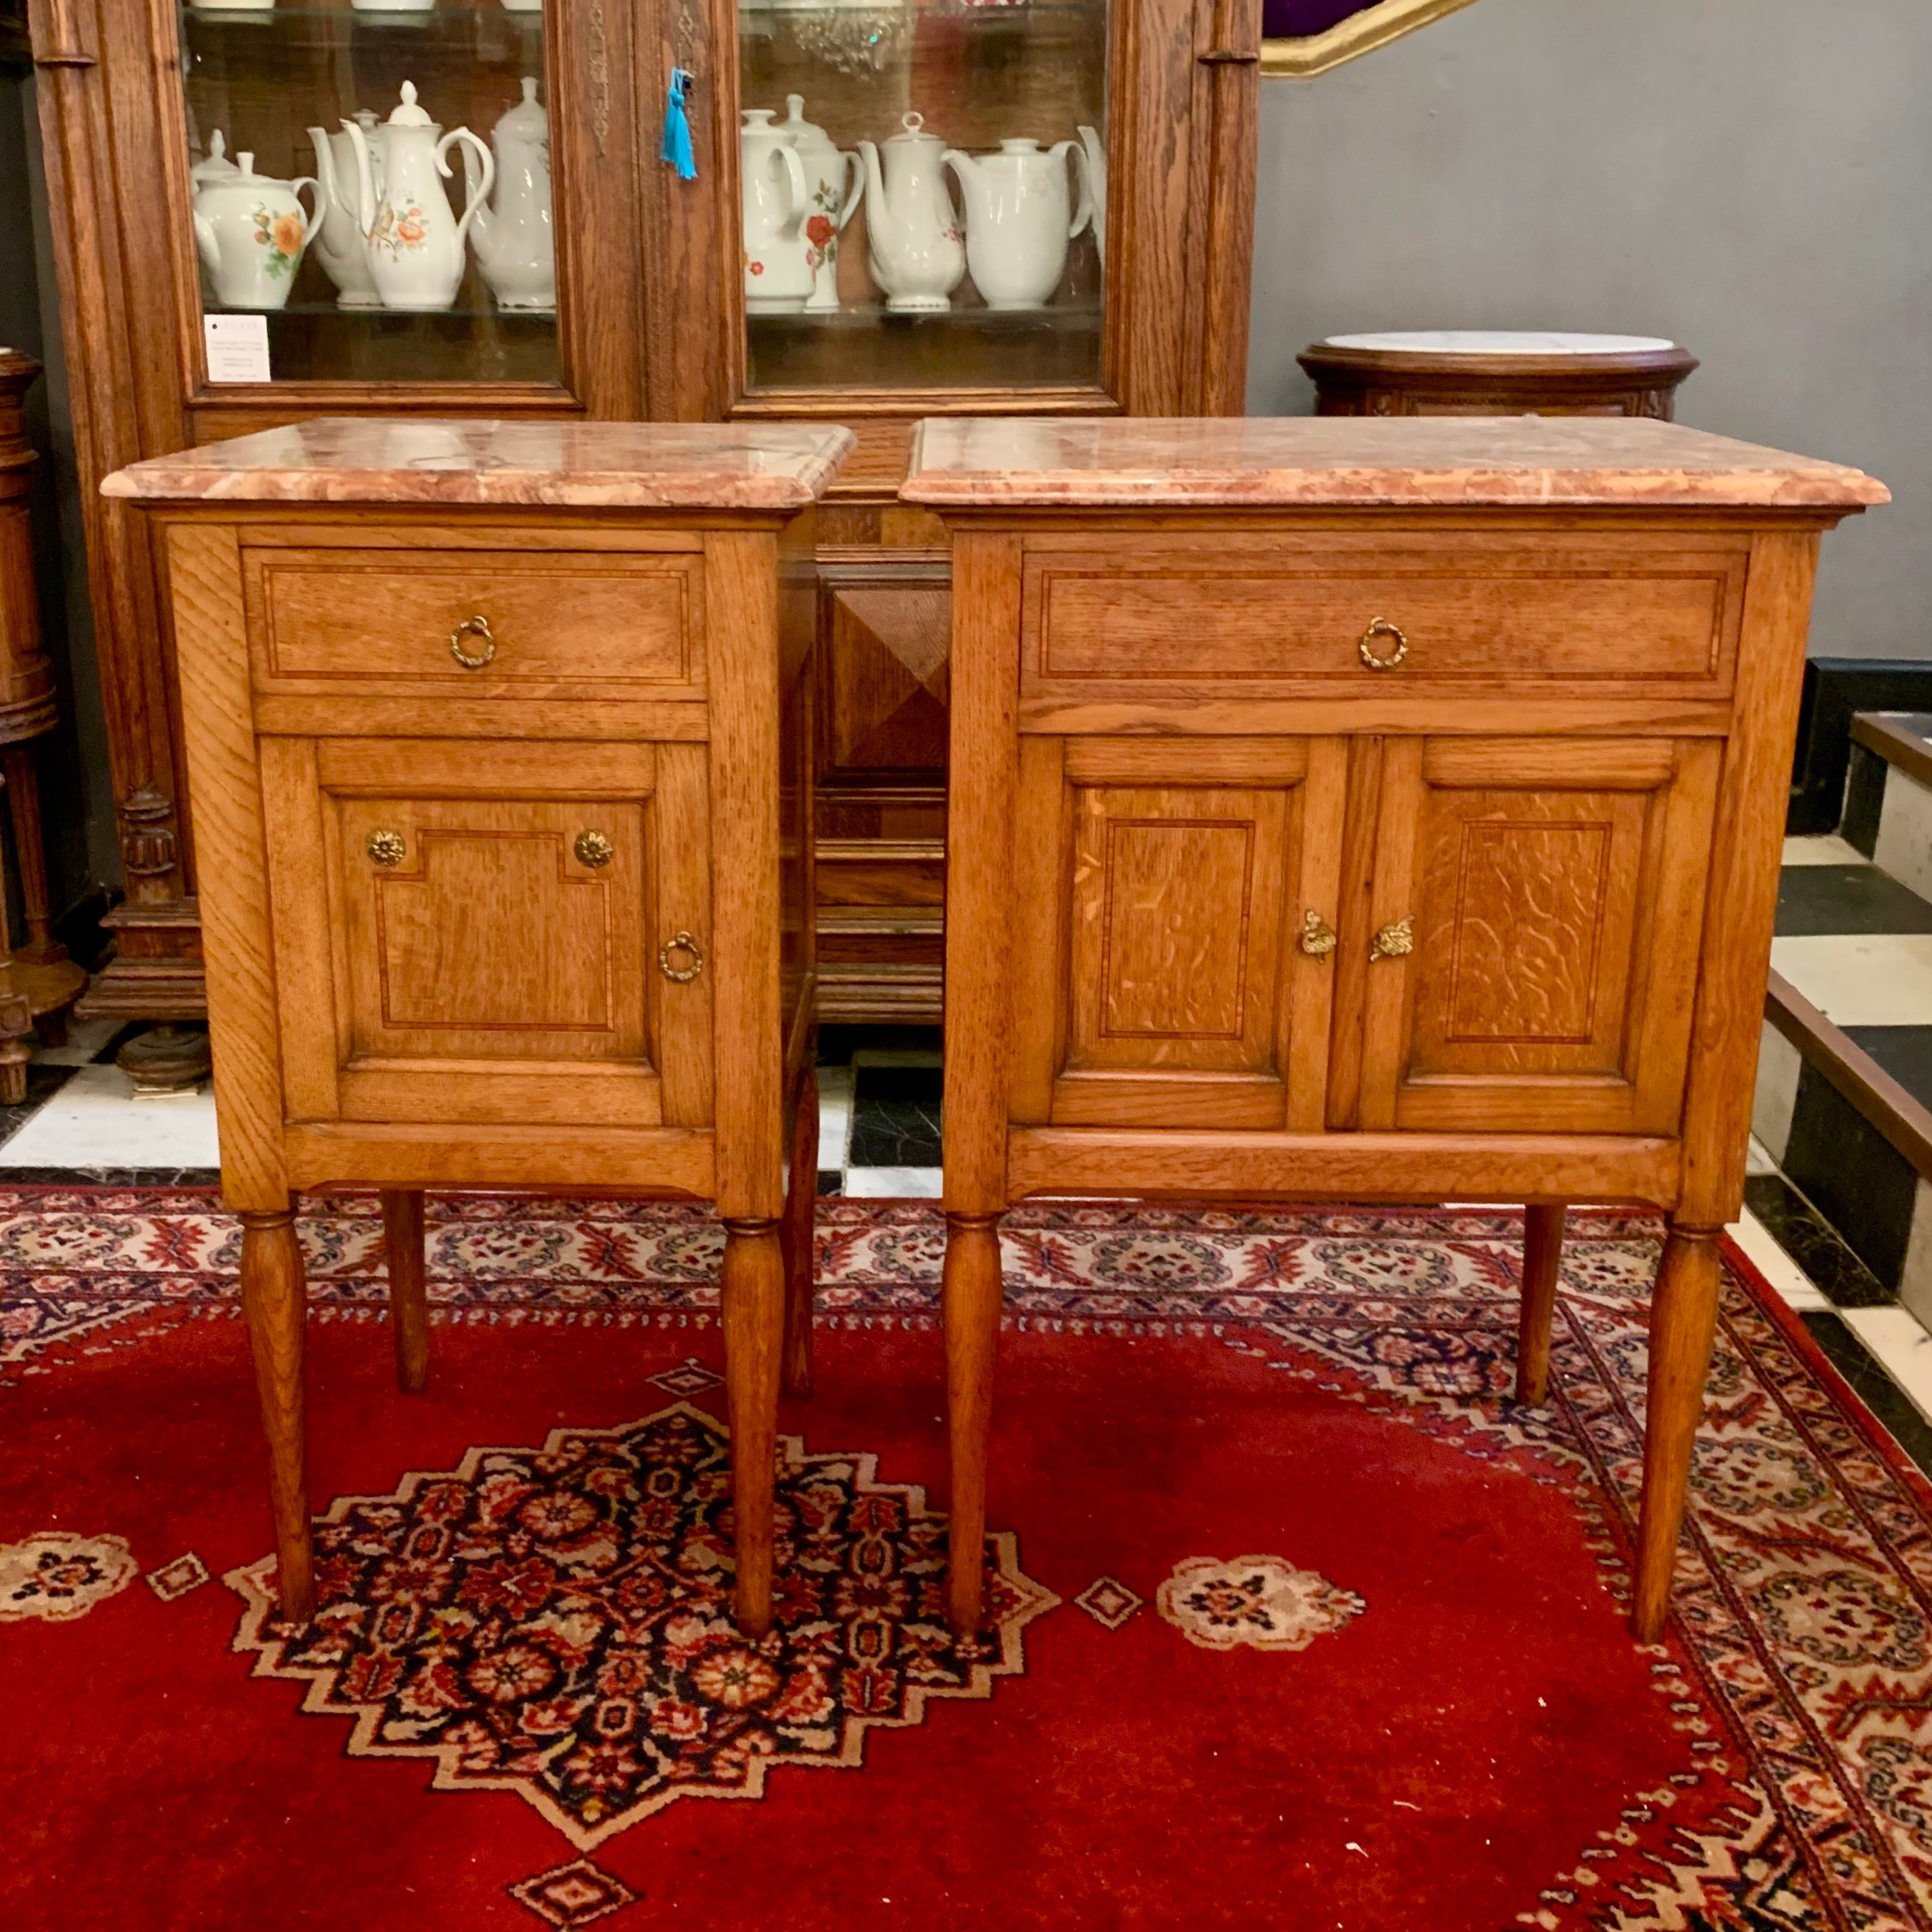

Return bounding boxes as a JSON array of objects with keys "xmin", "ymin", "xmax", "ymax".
[
  {"xmin": 259, "ymin": 738, "xmax": 712, "ymax": 1130},
  {"xmin": 1011, "ymin": 737, "xmax": 1347, "ymax": 1130},
  {"xmin": 1359, "ymin": 737, "xmax": 1720, "ymax": 1135}
]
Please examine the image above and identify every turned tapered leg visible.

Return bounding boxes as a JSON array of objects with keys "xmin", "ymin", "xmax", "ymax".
[
  {"xmin": 722, "ymin": 1216, "xmax": 784, "ymax": 1637},
  {"xmin": 944, "ymin": 1212, "xmax": 1004, "ymax": 1640},
  {"xmin": 1515, "ymin": 1204, "xmax": 1569, "ymax": 1407},
  {"xmin": 2, "ymin": 746, "xmax": 58, "ymax": 961},
  {"xmin": 1632, "ymin": 1225, "xmax": 1722, "ymax": 1643},
  {"xmin": 779, "ymin": 1068, "xmax": 819, "ymax": 1401},
  {"xmin": 239, "ymin": 1208, "xmax": 314, "ymax": 1623},
  {"xmin": 381, "ymin": 1189, "xmax": 429, "ymax": 1394}
]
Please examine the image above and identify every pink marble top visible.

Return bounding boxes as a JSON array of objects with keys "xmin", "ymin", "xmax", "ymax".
[
  {"xmin": 103, "ymin": 418, "xmax": 856, "ymax": 510},
  {"xmin": 901, "ymin": 416, "xmax": 1888, "ymax": 511}
]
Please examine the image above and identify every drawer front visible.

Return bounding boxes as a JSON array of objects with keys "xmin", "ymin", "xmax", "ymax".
[
  {"xmin": 247, "ymin": 549, "xmax": 704, "ymax": 697},
  {"xmin": 1023, "ymin": 537, "xmax": 1747, "ymax": 694}
]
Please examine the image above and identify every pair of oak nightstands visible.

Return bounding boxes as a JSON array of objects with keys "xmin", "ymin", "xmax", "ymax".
[{"xmin": 112, "ymin": 413, "xmax": 1884, "ymax": 1651}]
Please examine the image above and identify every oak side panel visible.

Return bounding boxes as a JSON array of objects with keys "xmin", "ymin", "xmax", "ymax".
[
  {"xmin": 166, "ymin": 522, "xmax": 287, "ymax": 1207},
  {"xmin": 1008, "ymin": 734, "xmax": 1069, "ymax": 1125},
  {"xmin": 654, "ymin": 742, "xmax": 717, "ymax": 1128},
  {"xmin": 705, "ymin": 529, "xmax": 784, "ymax": 1220},
  {"xmin": 256, "ymin": 735, "xmax": 340, "ymax": 1123},
  {"xmin": 943, "ymin": 531, "xmax": 1025, "ymax": 1213},
  {"xmin": 1677, "ymin": 531, "xmax": 1822, "ymax": 1227}
]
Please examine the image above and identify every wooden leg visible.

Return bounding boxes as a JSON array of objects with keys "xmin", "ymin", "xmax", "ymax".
[
  {"xmin": 1, "ymin": 744, "xmax": 60, "ymax": 961},
  {"xmin": 381, "ymin": 1189, "xmax": 429, "ymax": 1394},
  {"xmin": 944, "ymin": 1211, "xmax": 1004, "ymax": 1641},
  {"xmin": 722, "ymin": 1216, "xmax": 784, "ymax": 1638},
  {"xmin": 238, "ymin": 1208, "xmax": 315, "ymax": 1624},
  {"xmin": 779, "ymin": 1066, "xmax": 819, "ymax": 1400},
  {"xmin": 1515, "ymin": 1204, "xmax": 1568, "ymax": 1407},
  {"xmin": 1631, "ymin": 1225, "xmax": 1722, "ymax": 1643}
]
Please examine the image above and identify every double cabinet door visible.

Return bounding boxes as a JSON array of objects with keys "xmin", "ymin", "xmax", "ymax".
[
  {"xmin": 259, "ymin": 736, "xmax": 715, "ymax": 1132},
  {"xmin": 1010, "ymin": 733, "xmax": 1721, "ymax": 1140}
]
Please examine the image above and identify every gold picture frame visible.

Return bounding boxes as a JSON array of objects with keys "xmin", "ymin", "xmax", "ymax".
[{"xmin": 1260, "ymin": 0, "xmax": 1482, "ymax": 78}]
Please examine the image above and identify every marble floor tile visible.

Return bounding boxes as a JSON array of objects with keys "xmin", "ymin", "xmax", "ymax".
[
  {"xmin": 842, "ymin": 1166, "xmax": 943, "ymax": 1199},
  {"xmin": 32, "ymin": 1013, "xmax": 126, "ymax": 1068},
  {"xmin": 1842, "ymin": 1305, "xmax": 1932, "ymax": 1431},
  {"xmin": 1782, "ymin": 834, "xmax": 1871, "ymax": 867},
  {"xmin": 1745, "ymin": 1135, "xmax": 1778, "ymax": 1176},
  {"xmin": 1844, "ymin": 1026, "xmax": 1932, "ymax": 1114},
  {"xmin": 1800, "ymin": 1311, "xmax": 1932, "ymax": 1480},
  {"xmin": 0, "ymin": 1062, "xmax": 220, "ymax": 1169},
  {"xmin": 1775, "ymin": 865, "xmax": 1932, "ymax": 936},
  {"xmin": 1728, "ymin": 1204, "xmax": 1831, "ymax": 1311},
  {"xmin": 817, "ymin": 1064, "xmax": 854, "ymax": 1171},
  {"xmin": 1742, "ymin": 1171, "xmax": 1889, "ymax": 1306},
  {"xmin": 850, "ymin": 1066, "xmax": 943, "ymax": 1168},
  {"xmin": 1769, "ymin": 933, "xmax": 1932, "ymax": 1028}
]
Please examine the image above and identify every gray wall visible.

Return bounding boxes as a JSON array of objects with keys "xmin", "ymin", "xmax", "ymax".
[{"xmin": 1248, "ymin": 0, "xmax": 1932, "ymax": 661}]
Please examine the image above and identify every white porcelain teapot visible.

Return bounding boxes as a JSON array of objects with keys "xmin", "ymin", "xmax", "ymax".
[
  {"xmin": 740, "ymin": 108, "xmax": 812, "ymax": 314},
  {"xmin": 341, "ymin": 81, "xmax": 493, "ymax": 312},
  {"xmin": 307, "ymin": 112, "xmax": 382, "ymax": 307},
  {"xmin": 1077, "ymin": 124, "xmax": 1107, "ymax": 268},
  {"xmin": 779, "ymin": 96, "xmax": 862, "ymax": 312},
  {"xmin": 192, "ymin": 152, "xmax": 320, "ymax": 311},
  {"xmin": 465, "ymin": 78, "xmax": 554, "ymax": 311},
  {"xmin": 856, "ymin": 113, "xmax": 963, "ymax": 313},
  {"xmin": 942, "ymin": 136, "xmax": 1090, "ymax": 310}
]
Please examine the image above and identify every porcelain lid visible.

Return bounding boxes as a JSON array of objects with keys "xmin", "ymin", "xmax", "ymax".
[
  {"xmin": 190, "ymin": 129, "xmax": 240, "ymax": 183},
  {"xmin": 496, "ymin": 75, "xmax": 547, "ymax": 138},
  {"xmin": 384, "ymin": 80, "xmax": 436, "ymax": 128},
  {"xmin": 782, "ymin": 94, "xmax": 828, "ymax": 142}
]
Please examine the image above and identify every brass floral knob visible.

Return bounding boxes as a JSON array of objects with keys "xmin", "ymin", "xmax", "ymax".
[
  {"xmin": 1358, "ymin": 618, "xmax": 1410, "ymax": 671},
  {"xmin": 658, "ymin": 932, "xmax": 705, "ymax": 983},
  {"xmin": 573, "ymin": 829, "xmax": 614, "ymax": 869},
  {"xmin": 449, "ymin": 614, "xmax": 496, "ymax": 670},
  {"xmin": 366, "ymin": 828, "xmax": 407, "ymax": 866},
  {"xmin": 1370, "ymin": 916, "xmax": 1415, "ymax": 961},
  {"xmin": 1299, "ymin": 909, "xmax": 1337, "ymax": 958}
]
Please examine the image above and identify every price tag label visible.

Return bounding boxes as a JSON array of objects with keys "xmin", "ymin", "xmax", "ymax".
[{"xmin": 203, "ymin": 313, "xmax": 271, "ymax": 384}]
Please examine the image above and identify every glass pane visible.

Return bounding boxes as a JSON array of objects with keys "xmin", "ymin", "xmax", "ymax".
[
  {"xmin": 738, "ymin": 0, "xmax": 1107, "ymax": 396},
  {"xmin": 181, "ymin": 0, "xmax": 559, "ymax": 385}
]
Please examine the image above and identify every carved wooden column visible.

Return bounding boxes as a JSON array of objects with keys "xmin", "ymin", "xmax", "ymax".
[{"xmin": 0, "ymin": 350, "xmax": 89, "ymax": 1095}]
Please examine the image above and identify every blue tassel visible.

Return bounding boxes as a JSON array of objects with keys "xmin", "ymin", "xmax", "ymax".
[{"xmin": 661, "ymin": 68, "xmax": 697, "ymax": 181}]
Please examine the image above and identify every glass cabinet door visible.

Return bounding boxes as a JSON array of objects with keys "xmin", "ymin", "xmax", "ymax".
[
  {"xmin": 179, "ymin": 0, "xmax": 558, "ymax": 384},
  {"xmin": 736, "ymin": 0, "xmax": 1107, "ymax": 396}
]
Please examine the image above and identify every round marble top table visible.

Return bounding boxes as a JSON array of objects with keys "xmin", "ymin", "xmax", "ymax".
[{"xmin": 1297, "ymin": 331, "xmax": 1699, "ymax": 419}]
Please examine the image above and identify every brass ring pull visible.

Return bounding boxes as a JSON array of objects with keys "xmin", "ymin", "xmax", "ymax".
[
  {"xmin": 573, "ymin": 829, "xmax": 614, "ymax": 869},
  {"xmin": 449, "ymin": 614, "xmax": 496, "ymax": 670},
  {"xmin": 1370, "ymin": 916, "xmax": 1415, "ymax": 961},
  {"xmin": 659, "ymin": 931, "xmax": 705, "ymax": 983},
  {"xmin": 1299, "ymin": 909, "xmax": 1337, "ymax": 958},
  {"xmin": 366, "ymin": 827, "xmax": 407, "ymax": 866},
  {"xmin": 1359, "ymin": 618, "xmax": 1409, "ymax": 671}
]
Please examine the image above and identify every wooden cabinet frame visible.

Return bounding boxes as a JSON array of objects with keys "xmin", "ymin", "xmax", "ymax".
[{"xmin": 28, "ymin": 0, "xmax": 1257, "ymax": 1036}]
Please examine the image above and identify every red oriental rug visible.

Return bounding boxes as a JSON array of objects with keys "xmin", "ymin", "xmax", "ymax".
[{"xmin": 4, "ymin": 1189, "xmax": 1932, "ymax": 1930}]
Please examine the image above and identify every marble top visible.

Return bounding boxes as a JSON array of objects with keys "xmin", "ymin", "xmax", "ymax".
[
  {"xmin": 1319, "ymin": 331, "xmax": 1681, "ymax": 358},
  {"xmin": 901, "ymin": 417, "xmax": 1889, "ymax": 511},
  {"xmin": 103, "ymin": 419, "xmax": 856, "ymax": 509}
]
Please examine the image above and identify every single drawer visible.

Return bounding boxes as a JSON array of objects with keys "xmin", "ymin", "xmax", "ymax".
[
  {"xmin": 245, "ymin": 549, "xmax": 705, "ymax": 697},
  {"xmin": 1022, "ymin": 535, "xmax": 1748, "ymax": 692}
]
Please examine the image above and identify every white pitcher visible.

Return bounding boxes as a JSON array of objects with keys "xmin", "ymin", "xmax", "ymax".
[
  {"xmin": 307, "ymin": 112, "xmax": 382, "ymax": 307},
  {"xmin": 779, "ymin": 95, "xmax": 862, "ymax": 313},
  {"xmin": 190, "ymin": 131, "xmax": 241, "ymax": 305},
  {"xmin": 1077, "ymin": 123, "xmax": 1107, "ymax": 269},
  {"xmin": 855, "ymin": 113, "xmax": 963, "ymax": 313},
  {"xmin": 942, "ymin": 136, "xmax": 1090, "ymax": 311},
  {"xmin": 466, "ymin": 78, "xmax": 554, "ymax": 311},
  {"xmin": 342, "ymin": 81, "xmax": 493, "ymax": 313},
  {"xmin": 192, "ymin": 152, "xmax": 320, "ymax": 312},
  {"xmin": 740, "ymin": 108, "xmax": 812, "ymax": 315}
]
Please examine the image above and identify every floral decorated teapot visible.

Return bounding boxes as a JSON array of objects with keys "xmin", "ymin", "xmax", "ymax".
[
  {"xmin": 307, "ymin": 111, "xmax": 383, "ymax": 307},
  {"xmin": 342, "ymin": 81, "xmax": 493, "ymax": 312},
  {"xmin": 779, "ymin": 96, "xmax": 862, "ymax": 313},
  {"xmin": 739, "ymin": 108, "xmax": 813, "ymax": 314},
  {"xmin": 192, "ymin": 152, "xmax": 320, "ymax": 311},
  {"xmin": 942, "ymin": 136, "xmax": 1090, "ymax": 310},
  {"xmin": 856, "ymin": 113, "xmax": 964, "ymax": 313},
  {"xmin": 465, "ymin": 78, "xmax": 554, "ymax": 312}
]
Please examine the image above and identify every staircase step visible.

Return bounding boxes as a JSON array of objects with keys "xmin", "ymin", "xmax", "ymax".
[{"xmin": 1846, "ymin": 711, "xmax": 1932, "ymax": 901}]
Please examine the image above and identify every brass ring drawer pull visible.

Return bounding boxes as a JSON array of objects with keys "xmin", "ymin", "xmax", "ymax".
[
  {"xmin": 573, "ymin": 829, "xmax": 614, "ymax": 869},
  {"xmin": 1299, "ymin": 909, "xmax": 1337, "ymax": 958},
  {"xmin": 1370, "ymin": 916, "xmax": 1415, "ymax": 961},
  {"xmin": 366, "ymin": 827, "xmax": 407, "ymax": 866},
  {"xmin": 1359, "ymin": 618, "xmax": 1409, "ymax": 671},
  {"xmin": 449, "ymin": 614, "xmax": 496, "ymax": 670},
  {"xmin": 658, "ymin": 931, "xmax": 705, "ymax": 983}
]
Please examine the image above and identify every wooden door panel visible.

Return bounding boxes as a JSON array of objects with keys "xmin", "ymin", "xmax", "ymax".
[
  {"xmin": 262, "ymin": 738, "xmax": 711, "ymax": 1130},
  {"xmin": 1011, "ymin": 736, "xmax": 1344, "ymax": 1130},
  {"xmin": 1360, "ymin": 736, "xmax": 1719, "ymax": 1135},
  {"xmin": 820, "ymin": 569, "xmax": 951, "ymax": 776}
]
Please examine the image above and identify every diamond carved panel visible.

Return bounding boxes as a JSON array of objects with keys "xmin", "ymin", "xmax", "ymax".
[{"xmin": 823, "ymin": 571, "xmax": 952, "ymax": 776}]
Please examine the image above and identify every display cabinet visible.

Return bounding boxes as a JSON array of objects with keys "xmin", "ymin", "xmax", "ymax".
[{"xmin": 30, "ymin": 0, "xmax": 1255, "ymax": 1047}]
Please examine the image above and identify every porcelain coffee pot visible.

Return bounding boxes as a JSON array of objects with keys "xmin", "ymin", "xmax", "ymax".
[
  {"xmin": 342, "ymin": 81, "xmax": 493, "ymax": 312},
  {"xmin": 942, "ymin": 136, "xmax": 1090, "ymax": 310},
  {"xmin": 465, "ymin": 78, "xmax": 554, "ymax": 310},
  {"xmin": 779, "ymin": 95, "xmax": 862, "ymax": 312},
  {"xmin": 190, "ymin": 130, "xmax": 241, "ymax": 303},
  {"xmin": 740, "ymin": 108, "xmax": 813, "ymax": 314},
  {"xmin": 856, "ymin": 113, "xmax": 964, "ymax": 313},
  {"xmin": 307, "ymin": 111, "xmax": 383, "ymax": 307},
  {"xmin": 1077, "ymin": 124, "xmax": 1107, "ymax": 268},
  {"xmin": 192, "ymin": 152, "xmax": 320, "ymax": 312}
]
